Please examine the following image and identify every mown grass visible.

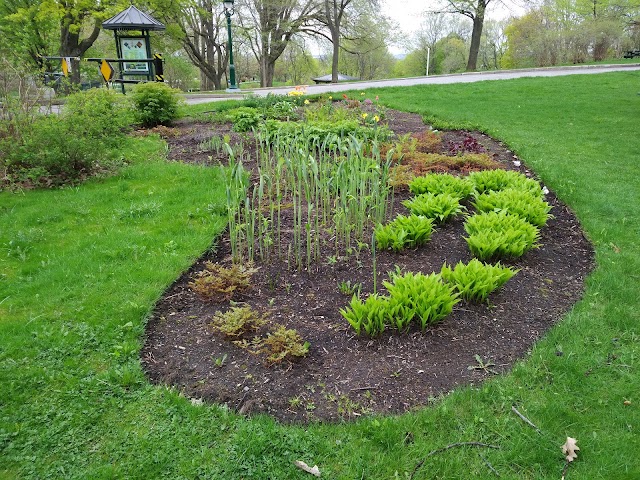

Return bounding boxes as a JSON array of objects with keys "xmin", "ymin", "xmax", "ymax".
[{"xmin": 2, "ymin": 72, "xmax": 639, "ymax": 479}]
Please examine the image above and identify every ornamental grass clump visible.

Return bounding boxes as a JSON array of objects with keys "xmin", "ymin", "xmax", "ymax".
[
  {"xmin": 374, "ymin": 214, "xmax": 434, "ymax": 252},
  {"xmin": 464, "ymin": 211, "xmax": 540, "ymax": 260},
  {"xmin": 409, "ymin": 173, "xmax": 474, "ymax": 199},
  {"xmin": 469, "ymin": 169, "xmax": 543, "ymax": 196},
  {"xmin": 441, "ymin": 259, "xmax": 519, "ymax": 303},
  {"xmin": 402, "ymin": 192, "xmax": 465, "ymax": 223},
  {"xmin": 473, "ymin": 188, "xmax": 553, "ymax": 227}
]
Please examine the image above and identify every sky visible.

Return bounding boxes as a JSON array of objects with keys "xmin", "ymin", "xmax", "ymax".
[{"xmin": 381, "ymin": 0, "xmax": 528, "ymax": 53}]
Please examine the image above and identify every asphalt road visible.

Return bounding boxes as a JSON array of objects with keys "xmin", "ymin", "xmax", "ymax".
[{"xmin": 183, "ymin": 63, "xmax": 640, "ymax": 104}]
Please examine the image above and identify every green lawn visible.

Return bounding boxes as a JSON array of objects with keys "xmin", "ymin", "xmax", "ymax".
[{"xmin": 1, "ymin": 72, "xmax": 639, "ymax": 479}]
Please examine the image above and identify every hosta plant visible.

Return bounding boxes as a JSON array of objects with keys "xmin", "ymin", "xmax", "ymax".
[
  {"xmin": 384, "ymin": 271, "xmax": 459, "ymax": 330},
  {"xmin": 409, "ymin": 173, "xmax": 474, "ymax": 199},
  {"xmin": 441, "ymin": 259, "xmax": 519, "ymax": 302},
  {"xmin": 473, "ymin": 188, "xmax": 553, "ymax": 227},
  {"xmin": 374, "ymin": 214, "xmax": 434, "ymax": 252},
  {"xmin": 402, "ymin": 193, "xmax": 466, "ymax": 223},
  {"xmin": 464, "ymin": 211, "xmax": 540, "ymax": 260},
  {"xmin": 469, "ymin": 169, "xmax": 543, "ymax": 196},
  {"xmin": 340, "ymin": 293, "xmax": 389, "ymax": 336}
]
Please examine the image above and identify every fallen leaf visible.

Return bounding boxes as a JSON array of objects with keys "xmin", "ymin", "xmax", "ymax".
[
  {"xmin": 294, "ymin": 460, "xmax": 321, "ymax": 477},
  {"xmin": 562, "ymin": 437, "xmax": 580, "ymax": 462}
]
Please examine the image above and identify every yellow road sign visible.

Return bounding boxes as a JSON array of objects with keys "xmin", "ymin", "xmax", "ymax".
[
  {"xmin": 99, "ymin": 60, "xmax": 115, "ymax": 82},
  {"xmin": 61, "ymin": 58, "xmax": 69, "ymax": 77}
]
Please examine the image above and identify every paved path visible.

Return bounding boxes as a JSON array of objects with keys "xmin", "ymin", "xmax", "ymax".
[{"xmin": 183, "ymin": 63, "xmax": 640, "ymax": 104}]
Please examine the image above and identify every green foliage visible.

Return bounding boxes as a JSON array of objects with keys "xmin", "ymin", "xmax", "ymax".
[
  {"xmin": 1, "ymin": 88, "xmax": 132, "ymax": 187},
  {"xmin": 227, "ymin": 106, "xmax": 263, "ymax": 132},
  {"xmin": 261, "ymin": 118, "xmax": 392, "ymax": 144},
  {"xmin": 464, "ymin": 211, "xmax": 541, "ymax": 260},
  {"xmin": 130, "ymin": 82, "xmax": 182, "ymax": 127},
  {"xmin": 409, "ymin": 173, "xmax": 474, "ymax": 199},
  {"xmin": 473, "ymin": 188, "xmax": 553, "ymax": 227},
  {"xmin": 441, "ymin": 259, "xmax": 519, "ymax": 302},
  {"xmin": 384, "ymin": 271, "xmax": 459, "ymax": 330},
  {"xmin": 340, "ymin": 270, "xmax": 459, "ymax": 335},
  {"xmin": 340, "ymin": 293, "xmax": 388, "ymax": 336},
  {"xmin": 261, "ymin": 325, "xmax": 310, "ymax": 364},
  {"xmin": 374, "ymin": 214, "xmax": 434, "ymax": 251},
  {"xmin": 210, "ymin": 305, "xmax": 267, "ymax": 337},
  {"xmin": 189, "ymin": 262, "xmax": 257, "ymax": 300},
  {"xmin": 469, "ymin": 169, "xmax": 543, "ymax": 196},
  {"xmin": 402, "ymin": 192, "xmax": 466, "ymax": 223}
]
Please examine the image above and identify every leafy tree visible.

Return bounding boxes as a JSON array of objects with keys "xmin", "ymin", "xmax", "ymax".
[{"xmin": 237, "ymin": 0, "xmax": 318, "ymax": 87}]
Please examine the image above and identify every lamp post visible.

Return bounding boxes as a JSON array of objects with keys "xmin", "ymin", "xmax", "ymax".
[{"xmin": 223, "ymin": 0, "xmax": 240, "ymax": 91}]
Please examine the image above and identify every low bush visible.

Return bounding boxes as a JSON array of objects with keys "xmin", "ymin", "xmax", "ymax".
[
  {"xmin": 189, "ymin": 262, "xmax": 257, "ymax": 300},
  {"xmin": 2, "ymin": 88, "xmax": 132, "ymax": 187},
  {"xmin": 130, "ymin": 82, "xmax": 182, "ymax": 127},
  {"xmin": 409, "ymin": 173, "xmax": 474, "ymax": 199},
  {"xmin": 261, "ymin": 325, "xmax": 310, "ymax": 364},
  {"xmin": 473, "ymin": 188, "xmax": 553, "ymax": 227},
  {"xmin": 402, "ymin": 192, "xmax": 465, "ymax": 223},
  {"xmin": 210, "ymin": 305, "xmax": 267, "ymax": 337},
  {"xmin": 227, "ymin": 106, "xmax": 262, "ymax": 132},
  {"xmin": 464, "ymin": 211, "xmax": 540, "ymax": 260},
  {"xmin": 340, "ymin": 293, "xmax": 388, "ymax": 336},
  {"xmin": 441, "ymin": 259, "xmax": 519, "ymax": 302},
  {"xmin": 469, "ymin": 169, "xmax": 543, "ymax": 196},
  {"xmin": 374, "ymin": 214, "xmax": 434, "ymax": 251}
]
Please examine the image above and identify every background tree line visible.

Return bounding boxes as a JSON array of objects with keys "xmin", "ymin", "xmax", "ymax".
[{"xmin": 0, "ymin": 0, "xmax": 638, "ymax": 91}]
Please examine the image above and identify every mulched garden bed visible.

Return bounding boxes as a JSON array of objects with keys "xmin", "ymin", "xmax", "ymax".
[{"xmin": 141, "ymin": 110, "xmax": 594, "ymax": 423}]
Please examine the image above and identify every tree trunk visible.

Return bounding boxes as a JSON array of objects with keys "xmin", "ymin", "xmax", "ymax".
[
  {"xmin": 466, "ymin": 0, "xmax": 486, "ymax": 71},
  {"xmin": 59, "ymin": 16, "xmax": 100, "ymax": 85}
]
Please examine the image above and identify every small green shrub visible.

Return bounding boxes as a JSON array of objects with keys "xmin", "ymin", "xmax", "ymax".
[
  {"xmin": 227, "ymin": 106, "xmax": 262, "ymax": 132},
  {"xmin": 2, "ymin": 88, "xmax": 132, "ymax": 187},
  {"xmin": 261, "ymin": 325, "xmax": 310, "ymax": 364},
  {"xmin": 189, "ymin": 262, "xmax": 257, "ymax": 300},
  {"xmin": 374, "ymin": 214, "xmax": 434, "ymax": 252},
  {"xmin": 409, "ymin": 173, "xmax": 474, "ymax": 199},
  {"xmin": 441, "ymin": 259, "xmax": 519, "ymax": 302},
  {"xmin": 130, "ymin": 82, "xmax": 182, "ymax": 127},
  {"xmin": 384, "ymin": 271, "xmax": 459, "ymax": 330},
  {"xmin": 469, "ymin": 169, "xmax": 543, "ymax": 196},
  {"xmin": 464, "ymin": 211, "xmax": 540, "ymax": 260},
  {"xmin": 340, "ymin": 294, "xmax": 389, "ymax": 336},
  {"xmin": 210, "ymin": 305, "xmax": 267, "ymax": 337},
  {"xmin": 402, "ymin": 192, "xmax": 466, "ymax": 223},
  {"xmin": 473, "ymin": 188, "xmax": 553, "ymax": 227}
]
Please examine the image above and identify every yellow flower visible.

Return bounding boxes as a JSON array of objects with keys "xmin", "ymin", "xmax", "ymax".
[
  {"xmin": 328, "ymin": 96, "xmax": 333, "ymax": 100},
  {"xmin": 373, "ymin": 115, "xmax": 380, "ymax": 122},
  {"xmin": 304, "ymin": 99, "xmax": 310, "ymax": 105},
  {"xmin": 361, "ymin": 113, "xmax": 368, "ymax": 119},
  {"xmin": 360, "ymin": 92, "xmax": 365, "ymax": 96}
]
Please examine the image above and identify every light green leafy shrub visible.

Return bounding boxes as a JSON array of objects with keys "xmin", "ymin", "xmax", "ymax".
[
  {"xmin": 464, "ymin": 211, "xmax": 540, "ymax": 260},
  {"xmin": 409, "ymin": 173, "xmax": 474, "ymax": 199},
  {"xmin": 374, "ymin": 214, "xmax": 434, "ymax": 251},
  {"xmin": 227, "ymin": 106, "xmax": 262, "ymax": 132},
  {"xmin": 441, "ymin": 259, "xmax": 519, "ymax": 302},
  {"xmin": 130, "ymin": 82, "xmax": 182, "ymax": 127},
  {"xmin": 402, "ymin": 192, "xmax": 465, "ymax": 223},
  {"xmin": 473, "ymin": 188, "xmax": 553, "ymax": 227},
  {"xmin": 340, "ymin": 293, "xmax": 388, "ymax": 336},
  {"xmin": 469, "ymin": 169, "xmax": 543, "ymax": 196}
]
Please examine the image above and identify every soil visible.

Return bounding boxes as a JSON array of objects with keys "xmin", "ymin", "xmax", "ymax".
[{"xmin": 141, "ymin": 109, "xmax": 595, "ymax": 424}]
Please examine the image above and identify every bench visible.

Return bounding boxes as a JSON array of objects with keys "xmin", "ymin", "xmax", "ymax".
[{"xmin": 623, "ymin": 50, "xmax": 640, "ymax": 58}]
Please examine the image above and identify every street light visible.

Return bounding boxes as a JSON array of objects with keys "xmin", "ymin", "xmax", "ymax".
[{"xmin": 223, "ymin": 0, "xmax": 239, "ymax": 91}]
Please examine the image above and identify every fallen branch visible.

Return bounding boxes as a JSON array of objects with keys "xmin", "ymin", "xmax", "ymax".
[
  {"xmin": 511, "ymin": 405, "xmax": 541, "ymax": 433},
  {"xmin": 410, "ymin": 442, "xmax": 500, "ymax": 479},
  {"xmin": 479, "ymin": 453, "xmax": 500, "ymax": 477}
]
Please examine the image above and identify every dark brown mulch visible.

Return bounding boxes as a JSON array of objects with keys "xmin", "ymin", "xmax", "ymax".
[{"xmin": 141, "ymin": 110, "xmax": 595, "ymax": 424}]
